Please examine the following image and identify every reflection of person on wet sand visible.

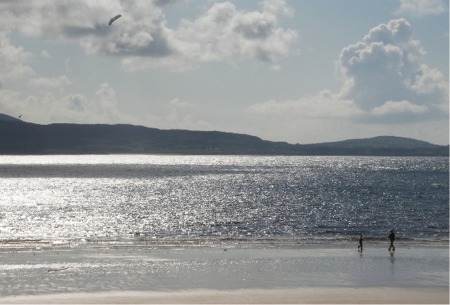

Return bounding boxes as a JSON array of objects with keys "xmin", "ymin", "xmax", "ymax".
[
  {"xmin": 388, "ymin": 229, "xmax": 395, "ymax": 252},
  {"xmin": 358, "ymin": 234, "xmax": 363, "ymax": 252}
]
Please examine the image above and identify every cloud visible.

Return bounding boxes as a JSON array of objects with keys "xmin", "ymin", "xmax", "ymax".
[
  {"xmin": 245, "ymin": 18, "xmax": 448, "ymax": 143},
  {"xmin": 0, "ymin": 0, "xmax": 299, "ymax": 112},
  {"xmin": 0, "ymin": 0, "xmax": 297, "ymax": 71},
  {"xmin": 0, "ymin": 1, "xmax": 178, "ymax": 59},
  {"xmin": 337, "ymin": 18, "xmax": 448, "ymax": 114},
  {"xmin": 371, "ymin": 100, "xmax": 428, "ymax": 116},
  {"xmin": 408, "ymin": 64, "xmax": 449, "ymax": 94},
  {"xmin": 162, "ymin": 98, "xmax": 212, "ymax": 130},
  {"xmin": 250, "ymin": 18, "xmax": 448, "ymax": 124},
  {"xmin": 166, "ymin": 0, "xmax": 297, "ymax": 70},
  {"xmin": 246, "ymin": 90, "xmax": 366, "ymax": 143},
  {"xmin": 28, "ymin": 76, "xmax": 71, "ymax": 89},
  {"xmin": 0, "ymin": 82, "xmax": 127, "ymax": 125},
  {"xmin": 395, "ymin": 0, "xmax": 447, "ymax": 18},
  {"xmin": 40, "ymin": 50, "xmax": 51, "ymax": 58},
  {"xmin": 263, "ymin": 0, "xmax": 294, "ymax": 17},
  {"xmin": 0, "ymin": 33, "xmax": 34, "ymax": 82},
  {"xmin": 248, "ymin": 90, "xmax": 362, "ymax": 120}
]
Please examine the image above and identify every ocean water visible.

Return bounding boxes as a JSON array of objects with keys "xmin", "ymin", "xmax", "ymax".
[{"xmin": 0, "ymin": 155, "xmax": 448, "ymax": 248}]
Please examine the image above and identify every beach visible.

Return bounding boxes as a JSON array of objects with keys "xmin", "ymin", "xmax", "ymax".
[
  {"xmin": 0, "ymin": 242, "xmax": 448, "ymax": 304},
  {"xmin": 1, "ymin": 287, "xmax": 448, "ymax": 304}
]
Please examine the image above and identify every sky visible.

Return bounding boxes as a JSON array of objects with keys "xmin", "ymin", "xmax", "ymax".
[{"xmin": 0, "ymin": 0, "xmax": 448, "ymax": 145}]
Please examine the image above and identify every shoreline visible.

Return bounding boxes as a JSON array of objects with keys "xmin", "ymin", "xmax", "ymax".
[
  {"xmin": 1, "ymin": 236, "xmax": 448, "ymax": 252},
  {"xmin": 1, "ymin": 287, "xmax": 448, "ymax": 304},
  {"xmin": 0, "ymin": 244, "xmax": 448, "ymax": 303}
]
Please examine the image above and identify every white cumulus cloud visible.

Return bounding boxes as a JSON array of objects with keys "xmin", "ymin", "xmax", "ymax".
[
  {"xmin": 337, "ymin": 18, "xmax": 448, "ymax": 115},
  {"xmin": 245, "ymin": 18, "xmax": 448, "ymax": 143}
]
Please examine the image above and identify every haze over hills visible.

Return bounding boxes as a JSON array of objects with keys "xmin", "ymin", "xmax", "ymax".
[{"xmin": 0, "ymin": 114, "xmax": 448, "ymax": 156}]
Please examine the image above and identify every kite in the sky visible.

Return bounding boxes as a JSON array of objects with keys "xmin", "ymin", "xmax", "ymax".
[{"xmin": 108, "ymin": 14, "xmax": 121, "ymax": 26}]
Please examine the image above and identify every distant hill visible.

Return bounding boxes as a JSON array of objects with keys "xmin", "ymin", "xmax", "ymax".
[
  {"xmin": 313, "ymin": 136, "xmax": 440, "ymax": 149},
  {"xmin": 0, "ymin": 114, "xmax": 448, "ymax": 156},
  {"xmin": 300, "ymin": 136, "xmax": 448, "ymax": 156},
  {"xmin": 0, "ymin": 113, "xmax": 22, "ymax": 122}
]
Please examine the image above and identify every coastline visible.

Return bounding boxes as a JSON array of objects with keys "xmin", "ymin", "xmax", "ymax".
[
  {"xmin": 0, "ymin": 243, "xmax": 448, "ymax": 304},
  {"xmin": 1, "ymin": 287, "xmax": 448, "ymax": 304}
]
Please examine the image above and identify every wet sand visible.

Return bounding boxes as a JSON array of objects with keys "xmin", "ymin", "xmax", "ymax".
[
  {"xmin": 0, "ymin": 287, "xmax": 448, "ymax": 304},
  {"xmin": 0, "ymin": 244, "xmax": 448, "ymax": 303}
]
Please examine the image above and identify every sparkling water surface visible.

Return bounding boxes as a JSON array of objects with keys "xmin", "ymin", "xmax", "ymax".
[{"xmin": 0, "ymin": 155, "xmax": 448, "ymax": 246}]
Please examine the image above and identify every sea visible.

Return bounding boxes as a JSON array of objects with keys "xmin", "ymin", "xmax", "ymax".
[{"xmin": 0, "ymin": 155, "xmax": 448, "ymax": 250}]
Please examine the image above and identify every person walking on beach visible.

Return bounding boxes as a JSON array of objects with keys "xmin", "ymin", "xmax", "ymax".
[
  {"xmin": 358, "ymin": 234, "xmax": 363, "ymax": 252},
  {"xmin": 388, "ymin": 229, "xmax": 395, "ymax": 252}
]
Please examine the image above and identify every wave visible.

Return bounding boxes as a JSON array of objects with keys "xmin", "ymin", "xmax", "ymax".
[{"xmin": 1, "ymin": 236, "xmax": 448, "ymax": 252}]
